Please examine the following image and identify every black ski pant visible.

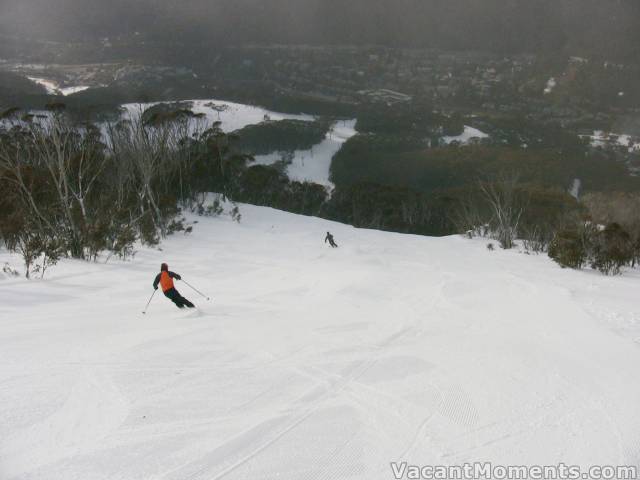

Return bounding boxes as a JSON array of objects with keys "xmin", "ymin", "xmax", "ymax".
[{"xmin": 164, "ymin": 288, "xmax": 195, "ymax": 309}]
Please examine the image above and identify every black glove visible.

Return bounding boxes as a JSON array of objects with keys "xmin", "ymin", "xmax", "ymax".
[{"xmin": 154, "ymin": 286, "xmax": 158, "ymax": 290}]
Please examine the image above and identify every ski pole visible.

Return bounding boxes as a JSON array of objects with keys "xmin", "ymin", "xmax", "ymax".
[
  {"xmin": 181, "ymin": 279, "xmax": 210, "ymax": 301},
  {"xmin": 142, "ymin": 289, "xmax": 157, "ymax": 314}
]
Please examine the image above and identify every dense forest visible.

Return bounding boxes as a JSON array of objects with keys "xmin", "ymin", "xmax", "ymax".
[{"xmin": 1, "ymin": 0, "xmax": 638, "ymax": 61}]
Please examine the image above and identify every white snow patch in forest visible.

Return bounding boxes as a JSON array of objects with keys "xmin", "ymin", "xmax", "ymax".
[
  {"xmin": 119, "ymin": 99, "xmax": 314, "ymax": 134},
  {"xmin": 569, "ymin": 178, "xmax": 582, "ymax": 199},
  {"xmin": 586, "ymin": 130, "xmax": 640, "ymax": 153},
  {"xmin": 442, "ymin": 125, "xmax": 489, "ymax": 145},
  {"xmin": 3, "ymin": 204, "xmax": 640, "ymax": 478},
  {"xmin": 253, "ymin": 119, "xmax": 357, "ymax": 187},
  {"xmin": 27, "ymin": 77, "xmax": 59, "ymax": 94},
  {"xmin": 58, "ymin": 86, "xmax": 90, "ymax": 96},
  {"xmin": 544, "ymin": 77, "xmax": 557, "ymax": 94},
  {"xmin": 27, "ymin": 77, "xmax": 89, "ymax": 96}
]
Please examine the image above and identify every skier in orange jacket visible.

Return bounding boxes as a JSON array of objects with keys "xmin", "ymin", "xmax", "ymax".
[{"xmin": 153, "ymin": 263, "xmax": 195, "ymax": 309}]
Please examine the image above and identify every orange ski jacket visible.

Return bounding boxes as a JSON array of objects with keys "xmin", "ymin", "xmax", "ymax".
[{"xmin": 153, "ymin": 271, "xmax": 181, "ymax": 292}]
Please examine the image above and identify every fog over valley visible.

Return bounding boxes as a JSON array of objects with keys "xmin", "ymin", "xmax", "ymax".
[{"xmin": 1, "ymin": 0, "xmax": 639, "ymax": 60}]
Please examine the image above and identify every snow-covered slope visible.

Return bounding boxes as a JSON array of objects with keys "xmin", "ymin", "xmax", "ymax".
[
  {"xmin": 254, "ymin": 119, "xmax": 357, "ymax": 187},
  {"xmin": 2, "ymin": 205, "xmax": 640, "ymax": 479},
  {"xmin": 120, "ymin": 99, "xmax": 315, "ymax": 134},
  {"xmin": 442, "ymin": 126, "xmax": 489, "ymax": 145},
  {"xmin": 120, "ymin": 100, "xmax": 357, "ymax": 186},
  {"xmin": 27, "ymin": 77, "xmax": 90, "ymax": 96}
]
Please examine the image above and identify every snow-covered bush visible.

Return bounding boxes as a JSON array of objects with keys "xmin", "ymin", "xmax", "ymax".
[
  {"xmin": 480, "ymin": 175, "xmax": 525, "ymax": 250},
  {"xmin": 13, "ymin": 230, "xmax": 61, "ymax": 279},
  {"xmin": 2, "ymin": 263, "xmax": 19, "ymax": 277},
  {"xmin": 167, "ymin": 218, "xmax": 186, "ymax": 234},
  {"xmin": 230, "ymin": 204, "xmax": 242, "ymax": 223},
  {"xmin": 548, "ymin": 227, "xmax": 590, "ymax": 270},
  {"xmin": 456, "ymin": 174, "xmax": 525, "ymax": 249},
  {"xmin": 521, "ymin": 225, "xmax": 553, "ymax": 253},
  {"xmin": 590, "ymin": 223, "xmax": 634, "ymax": 275},
  {"xmin": 194, "ymin": 196, "xmax": 224, "ymax": 217},
  {"xmin": 207, "ymin": 200, "xmax": 225, "ymax": 217},
  {"xmin": 549, "ymin": 222, "xmax": 634, "ymax": 275}
]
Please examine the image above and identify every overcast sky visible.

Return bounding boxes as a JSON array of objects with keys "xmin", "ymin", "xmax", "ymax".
[{"xmin": 0, "ymin": 0, "xmax": 638, "ymax": 59}]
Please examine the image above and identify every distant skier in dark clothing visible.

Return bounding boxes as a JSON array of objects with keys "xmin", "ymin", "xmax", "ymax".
[
  {"xmin": 325, "ymin": 232, "xmax": 338, "ymax": 248},
  {"xmin": 153, "ymin": 263, "xmax": 195, "ymax": 309}
]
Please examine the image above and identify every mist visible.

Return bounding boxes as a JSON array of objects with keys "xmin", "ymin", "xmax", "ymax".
[{"xmin": 1, "ymin": 0, "xmax": 638, "ymax": 60}]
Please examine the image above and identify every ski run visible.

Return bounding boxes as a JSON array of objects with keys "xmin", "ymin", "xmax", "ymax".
[{"xmin": 2, "ymin": 204, "xmax": 640, "ymax": 479}]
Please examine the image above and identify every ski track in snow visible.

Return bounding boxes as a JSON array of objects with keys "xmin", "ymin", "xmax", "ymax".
[{"xmin": 2, "ymin": 204, "xmax": 640, "ymax": 479}]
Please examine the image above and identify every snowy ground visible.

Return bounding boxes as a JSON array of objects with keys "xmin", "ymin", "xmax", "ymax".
[
  {"xmin": 254, "ymin": 119, "xmax": 357, "ymax": 187},
  {"xmin": 2, "ymin": 204, "xmax": 640, "ymax": 479},
  {"xmin": 568, "ymin": 178, "xmax": 582, "ymax": 199},
  {"xmin": 442, "ymin": 126, "xmax": 489, "ymax": 145},
  {"xmin": 543, "ymin": 77, "xmax": 557, "ymax": 95},
  {"xmin": 585, "ymin": 130, "xmax": 640, "ymax": 153},
  {"xmin": 27, "ymin": 77, "xmax": 90, "ymax": 96},
  {"xmin": 120, "ymin": 99, "xmax": 314, "ymax": 134}
]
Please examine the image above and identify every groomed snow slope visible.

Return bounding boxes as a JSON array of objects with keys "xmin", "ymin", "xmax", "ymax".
[
  {"xmin": 254, "ymin": 120, "xmax": 357, "ymax": 187},
  {"xmin": 2, "ymin": 205, "xmax": 640, "ymax": 479}
]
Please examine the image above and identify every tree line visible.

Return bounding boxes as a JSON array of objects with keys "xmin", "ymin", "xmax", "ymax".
[
  {"xmin": 0, "ymin": 108, "xmax": 341, "ymax": 277},
  {"xmin": 455, "ymin": 176, "xmax": 640, "ymax": 276},
  {"xmin": 0, "ymin": 109, "xmax": 243, "ymax": 277},
  {"xmin": 1, "ymin": 106, "xmax": 638, "ymax": 278}
]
